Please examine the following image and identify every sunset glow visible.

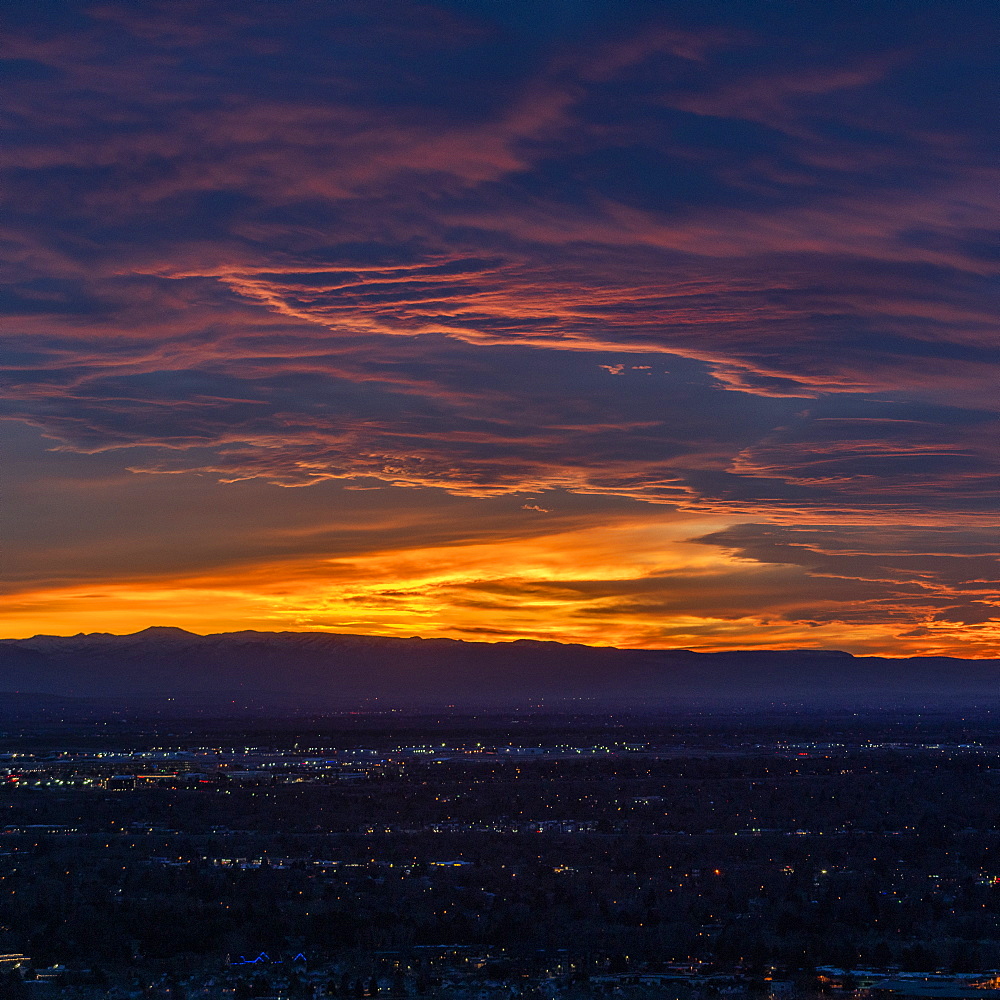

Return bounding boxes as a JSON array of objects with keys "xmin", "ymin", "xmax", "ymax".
[{"xmin": 2, "ymin": 1, "xmax": 998, "ymax": 655}]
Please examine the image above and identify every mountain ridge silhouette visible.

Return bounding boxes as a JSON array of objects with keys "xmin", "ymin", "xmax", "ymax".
[{"xmin": 0, "ymin": 628, "xmax": 995, "ymax": 712}]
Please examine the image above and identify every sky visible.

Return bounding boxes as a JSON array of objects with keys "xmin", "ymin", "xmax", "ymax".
[{"xmin": 1, "ymin": 0, "xmax": 998, "ymax": 655}]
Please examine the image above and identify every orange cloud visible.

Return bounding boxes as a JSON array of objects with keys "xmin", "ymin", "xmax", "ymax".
[{"xmin": 3, "ymin": 501, "xmax": 998, "ymax": 657}]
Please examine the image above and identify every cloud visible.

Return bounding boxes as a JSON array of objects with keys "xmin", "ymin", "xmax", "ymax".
[
  {"xmin": 2, "ymin": 0, "xmax": 998, "ymax": 651},
  {"xmin": 691, "ymin": 522, "xmax": 1000, "ymax": 640},
  {"xmin": 4, "ymin": 471, "xmax": 995, "ymax": 655}
]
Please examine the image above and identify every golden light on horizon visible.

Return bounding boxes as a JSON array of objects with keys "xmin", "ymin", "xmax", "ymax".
[{"xmin": 5, "ymin": 517, "xmax": 998, "ymax": 658}]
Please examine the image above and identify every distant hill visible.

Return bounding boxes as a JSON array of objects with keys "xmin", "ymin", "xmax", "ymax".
[{"xmin": 0, "ymin": 627, "xmax": 998, "ymax": 715}]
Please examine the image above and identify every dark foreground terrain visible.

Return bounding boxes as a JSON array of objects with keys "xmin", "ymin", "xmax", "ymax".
[{"xmin": 4, "ymin": 711, "xmax": 1000, "ymax": 1000}]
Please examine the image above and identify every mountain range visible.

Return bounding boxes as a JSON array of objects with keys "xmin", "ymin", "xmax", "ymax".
[{"xmin": 1, "ymin": 627, "xmax": 999, "ymax": 716}]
